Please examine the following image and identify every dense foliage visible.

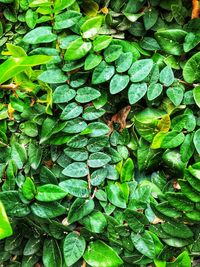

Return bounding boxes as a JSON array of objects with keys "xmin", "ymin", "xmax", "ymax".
[{"xmin": 0, "ymin": 0, "xmax": 200, "ymax": 266}]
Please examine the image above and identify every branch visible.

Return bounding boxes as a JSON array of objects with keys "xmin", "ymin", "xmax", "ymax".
[{"xmin": 192, "ymin": 0, "xmax": 200, "ymax": 19}]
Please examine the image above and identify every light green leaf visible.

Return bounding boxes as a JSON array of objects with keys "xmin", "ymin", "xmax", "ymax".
[
  {"xmin": 0, "ymin": 202, "xmax": 13, "ymax": 240},
  {"xmin": 194, "ymin": 129, "xmax": 200, "ymax": 154},
  {"xmin": 110, "ymin": 74, "xmax": 129, "ymax": 94},
  {"xmin": 104, "ymin": 45, "xmax": 123, "ymax": 63},
  {"xmin": 87, "ymin": 152, "xmax": 111, "ymax": 168},
  {"xmin": 128, "ymin": 83, "xmax": 147, "ymax": 104},
  {"xmin": 0, "ymin": 55, "xmax": 52, "ymax": 85},
  {"xmin": 59, "ymin": 179, "xmax": 89, "ymax": 198},
  {"xmin": 75, "ymin": 87, "xmax": 101, "ymax": 103},
  {"xmin": 53, "ymin": 85, "xmax": 76, "ymax": 104},
  {"xmin": 23, "ymin": 26, "xmax": 57, "ymax": 44},
  {"xmin": 193, "ymin": 86, "xmax": 200, "ymax": 108},
  {"xmin": 83, "ymin": 240, "xmax": 123, "ymax": 267},
  {"xmin": 62, "ymin": 162, "xmax": 89, "ymax": 178},
  {"xmin": 166, "ymin": 86, "xmax": 183, "ymax": 106},
  {"xmin": 54, "ymin": 11, "xmax": 81, "ymax": 30},
  {"xmin": 159, "ymin": 66, "xmax": 174, "ymax": 86},
  {"xmin": 81, "ymin": 16, "xmax": 103, "ymax": 38},
  {"xmin": 35, "ymin": 184, "xmax": 67, "ymax": 202},
  {"xmin": 92, "ymin": 61, "xmax": 115, "ymax": 84},
  {"xmin": 38, "ymin": 69, "xmax": 67, "ymax": 84},
  {"xmin": 84, "ymin": 53, "xmax": 102, "ymax": 70},
  {"xmin": 147, "ymin": 83, "xmax": 163, "ymax": 101},
  {"xmin": 93, "ymin": 35, "xmax": 112, "ymax": 52},
  {"xmin": 60, "ymin": 102, "xmax": 83, "ymax": 120},
  {"xmin": 115, "ymin": 52, "xmax": 133, "ymax": 73},
  {"xmin": 128, "ymin": 59, "xmax": 154, "ymax": 82},
  {"xmin": 64, "ymin": 38, "xmax": 92, "ymax": 60}
]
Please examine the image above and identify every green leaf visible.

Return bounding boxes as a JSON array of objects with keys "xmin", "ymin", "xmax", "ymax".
[
  {"xmin": 128, "ymin": 83, "xmax": 147, "ymax": 104},
  {"xmin": 31, "ymin": 202, "xmax": 65, "ymax": 219},
  {"xmin": 23, "ymin": 237, "xmax": 41, "ymax": 256},
  {"xmin": 143, "ymin": 7, "xmax": 158, "ymax": 30},
  {"xmin": 166, "ymin": 86, "xmax": 183, "ymax": 106},
  {"xmin": 104, "ymin": 45, "xmax": 123, "ymax": 63},
  {"xmin": 38, "ymin": 69, "xmax": 67, "ymax": 84},
  {"xmin": 40, "ymin": 117, "xmax": 67, "ymax": 144},
  {"xmin": 159, "ymin": 66, "xmax": 174, "ymax": 86},
  {"xmin": 131, "ymin": 230, "xmax": 157, "ymax": 259},
  {"xmin": 83, "ymin": 122, "xmax": 110, "ymax": 137},
  {"xmin": 92, "ymin": 61, "xmax": 115, "ymax": 84},
  {"xmin": 84, "ymin": 53, "xmax": 102, "ymax": 70},
  {"xmin": 63, "ymin": 118, "xmax": 87, "ymax": 134},
  {"xmin": 167, "ymin": 251, "xmax": 191, "ymax": 267},
  {"xmin": 179, "ymin": 179, "xmax": 200, "ymax": 202},
  {"xmin": 54, "ymin": 11, "xmax": 82, "ymax": 30},
  {"xmin": 155, "ymin": 29, "xmax": 187, "ymax": 55},
  {"xmin": 53, "ymin": 85, "xmax": 76, "ymax": 104},
  {"xmin": 62, "ymin": 162, "xmax": 89, "ymax": 178},
  {"xmin": 75, "ymin": 87, "xmax": 101, "ymax": 103},
  {"xmin": 81, "ymin": 211, "xmax": 107, "ymax": 233},
  {"xmin": 87, "ymin": 152, "xmax": 111, "ymax": 168},
  {"xmin": 160, "ymin": 131, "xmax": 185, "ymax": 149},
  {"xmin": 93, "ymin": 35, "xmax": 113, "ymax": 52},
  {"xmin": 0, "ymin": 191, "xmax": 30, "ymax": 217},
  {"xmin": 82, "ymin": 106, "xmax": 105, "ymax": 121},
  {"xmin": 54, "ymin": 0, "xmax": 76, "ymax": 11},
  {"xmin": 91, "ymin": 168, "xmax": 107, "ymax": 186},
  {"xmin": 43, "ymin": 239, "xmax": 62, "ymax": 267},
  {"xmin": 183, "ymin": 52, "xmax": 200, "ymax": 83},
  {"xmin": 22, "ymin": 177, "xmax": 36, "ymax": 200},
  {"xmin": 63, "ymin": 232, "xmax": 86, "ymax": 266},
  {"xmin": 128, "ymin": 59, "xmax": 154, "ymax": 82},
  {"xmin": 35, "ymin": 184, "xmax": 67, "ymax": 202},
  {"xmin": 28, "ymin": 142, "xmax": 42, "ymax": 170},
  {"xmin": 166, "ymin": 192, "xmax": 194, "ymax": 212},
  {"xmin": 120, "ymin": 158, "xmax": 134, "ymax": 182},
  {"xmin": 115, "ymin": 52, "xmax": 133, "ymax": 73},
  {"xmin": 194, "ymin": 129, "xmax": 200, "ymax": 154},
  {"xmin": 67, "ymin": 198, "xmax": 94, "ymax": 224},
  {"xmin": 0, "ymin": 202, "xmax": 13, "ymax": 240},
  {"xmin": 23, "ymin": 26, "xmax": 57, "ymax": 44},
  {"xmin": 81, "ymin": 16, "xmax": 103, "ymax": 38},
  {"xmin": 124, "ymin": 209, "xmax": 148, "ymax": 233},
  {"xmin": 83, "ymin": 240, "xmax": 123, "ymax": 267},
  {"xmin": 147, "ymin": 83, "xmax": 163, "ymax": 101},
  {"xmin": 184, "ymin": 32, "xmax": 200, "ymax": 52},
  {"xmin": 64, "ymin": 147, "xmax": 88, "ymax": 161},
  {"xmin": 106, "ymin": 183, "xmax": 126, "ymax": 209},
  {"xmin": 193, "ymin": 86, "xmax": 200, "ymax": 108},
  {"xmin": 110, "ymin": 74, "xmax": 129, "ymax": 94},
  {"xmin": 59, "ymin": 179, "xmax": 89, "ymax": 198},
  {"xmin": 11, "ymin": 143, "xmax": 27, "ymax": 169},
  {"xmin": 60, "ymin": 102, "xmax": 83, "ymax": 120},
  {"xmin": 64, "ymin": 38, "xmax": 92, "ymax": 60},
  {"xmin": 0, "ymin": 55, "xmax": 52, "ymax": 84},
  {"xmin": 161, "ymin": 220, "xmax": 193, "ymax": 239}
]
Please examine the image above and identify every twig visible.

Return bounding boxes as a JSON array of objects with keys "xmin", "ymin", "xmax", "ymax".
[
  {"xmin": 0, "ymin": 84, "xmax": 18, "ymax": 90},
  {"xmin": 82, "ymin": 260, "xmax": 87, "ymax": 267},
  {"xmin": 87, "ymin": 170, "xmax": 91, "ymax": 190}
]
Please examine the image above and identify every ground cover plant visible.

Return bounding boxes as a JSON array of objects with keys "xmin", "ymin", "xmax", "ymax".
[{"xmin": 0, "ymin": 0, "xmax": 200, "ymax": 266}]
